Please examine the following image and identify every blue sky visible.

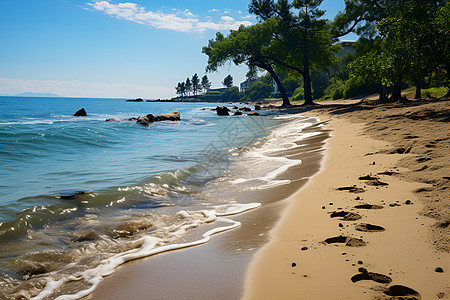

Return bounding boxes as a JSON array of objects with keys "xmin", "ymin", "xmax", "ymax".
[{"xmin": 0, "ymin": 0, "xmax": 356, "ymax": 98}]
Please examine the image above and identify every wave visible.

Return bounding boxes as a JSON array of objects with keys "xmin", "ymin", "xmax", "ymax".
[{"xmin": 4, "ymin": 203, "xmax": 261, "ymax": 300}]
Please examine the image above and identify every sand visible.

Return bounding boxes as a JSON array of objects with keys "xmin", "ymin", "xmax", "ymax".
[
  {"xmin": 91, "ymin": 98, "xmax": 449, "ymax": 299},
  {"xmin": 244, "ymin": 99, "xmax": 449, "ymax": 299}
]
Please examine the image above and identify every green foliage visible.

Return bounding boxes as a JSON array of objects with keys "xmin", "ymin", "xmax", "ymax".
[
  {"xmin": 424, "ymin": 87, "xmax": 449, "ymax": 99},
  {"xmin": 223, "ymin": 74, "xmax": 234, "ymax": 88},
  {"xmin": 335, "ymin": 0, "xmax": 448, "ymax": 101},
  {"xmin": 201, "ymin": 75, "xmax": 211, "ymax": 92},
  {"xmin": 221, "ymin": 87, "xmax": 242, "ymax": 102},
  {"xmin": 241, "ymin": 81, "xmax": 273, "ymax": 101},
  {"xmin": 185, "ymin": 78, "xmax": 192, "ymax": 96},
  {"xmin": 205, "ymin": 90, "xmax": 220, "ymax": 95},
  {"xmin": 191, "ymin": 73, "xmax": 201, "ymax": 96},
  {"xmin": 292, "ymin": 86, "xmax": 305, "ymax": 101}
]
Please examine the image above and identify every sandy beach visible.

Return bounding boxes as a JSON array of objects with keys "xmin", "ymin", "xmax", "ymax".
[
  {"xmin": 91, "ymin": 98, "xmax": 449, "ymax": 300},
  {"xmin": 244, "ymin": 99, "xmax": 450, "ymax": 299}
]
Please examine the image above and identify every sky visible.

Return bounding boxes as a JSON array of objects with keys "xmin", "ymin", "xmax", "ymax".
[{"xmin": 0, "ymin": 0, "xmax": 357, "ymax": 99}]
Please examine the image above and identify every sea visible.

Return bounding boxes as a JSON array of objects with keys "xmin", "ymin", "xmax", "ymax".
[{"xmin": 0, "ymin": 96, "xmax": 329, "ymax": 299}]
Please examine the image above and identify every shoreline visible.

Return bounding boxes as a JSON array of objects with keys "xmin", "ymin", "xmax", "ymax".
[
  {"xmin": 88, "ymin": 113, "xmax": 330, "ymax": 299},
  {"xmin": 88, "ymin": 99, "xmax": 447, "ymax": 299},
  {"xmin": 245, "ymin": 100, "xmax": 449, "ymax": 299}
]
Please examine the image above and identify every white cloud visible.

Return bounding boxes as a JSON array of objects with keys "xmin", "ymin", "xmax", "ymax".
[
  {"xmin": 86, "ymin": 1, "xmax": 252, "ymax": 33},
  {"xmin": 0, "ymin": 78, "xmax": 173, "ymax": 99},
  {"xmin": 221, "ymin": 16, "xmax": 235, "ymax": 22},
  {"xmin": 208, "ymin": 9, "xmax": 220, "ymax": 13}
]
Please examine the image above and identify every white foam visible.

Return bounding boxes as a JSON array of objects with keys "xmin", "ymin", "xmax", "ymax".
[{"xmin": 31, "ymin": 203, "xmax": 261, "ymax": 300}]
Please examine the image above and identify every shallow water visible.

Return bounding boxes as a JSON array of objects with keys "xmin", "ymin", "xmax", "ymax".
[{"xmin": 0, "ymin": 96, "xmax": 328, "ymax": 299}]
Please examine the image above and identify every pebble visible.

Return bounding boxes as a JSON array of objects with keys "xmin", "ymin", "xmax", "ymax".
[
  {"xmin": 435, "ymin": 267, "xmax": 444, "ymax": 273},
  {"xmin": 405, "ymin": 200, "xmax": 412, "ymax": 205},
  {"xmin": 322, "ymin": 206, "xmax": 326, "ymax": 209},
  {"xmin": 301, "ymin": 247, "xmax": 308, "ymax": 251},
  {"xmin": 358, "ymin": 267, "xmax": 368, "ymax": 274},
  {"xmin": 357, "ymin": 260, "xmax": 363, "ymax": 265},
  {"xmin": 292, "ymin": 262, "xmax": 297, "ymax": 267},
  {"xmin": 338, "ymin": 223, "xmax": 344, "ymax": 228},
  {"xmin": 355, "ymin": 196, "xmax": 361, "ymax": 200}
]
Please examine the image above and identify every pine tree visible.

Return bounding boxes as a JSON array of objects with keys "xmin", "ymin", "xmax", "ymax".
[
  {"xmin": 201, "ymin": 75, "xmax": 211, "ymax": 93},
  {"xmin": 185, "ymin": 78, "xmax": 192, "ymax": 96},
  {"xmin": 191, "ymin": 73, "xmax": 201, "ymax": 96},
  {"xmin": 223, "ymin": 74, "xmax": 234, "ymax": 88}
]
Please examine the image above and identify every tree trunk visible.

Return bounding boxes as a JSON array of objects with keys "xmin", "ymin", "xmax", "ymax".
[
  {"xmin": 378, "ymin": 84, "xmax": 386, "ymax": 102},
  {"xmin": 265, "ymin": 65, "xmax": 291, "ymax": 107},
  {"xmin": 391, "ymin": 80, "xmax": 402, "ymax": 101},
  {"xmin": 303, "ymin": 61, "xmax": 314, "ymax": 105},
  {"xmin": 414, "ymin": 78, "xmax": 422, "ymax": 99}
]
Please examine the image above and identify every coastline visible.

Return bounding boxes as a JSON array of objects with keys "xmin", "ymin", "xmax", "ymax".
[
  {"xmin": 89, "ymin": 112, "xmax": 330, "ymax": 299},
  {"xmin": 90, "ymin": 99, "xmax": 449, "ymax": 299},
  {"xmin": 244, "ymin": 100, "xmax": 449, "ymax": 299}
]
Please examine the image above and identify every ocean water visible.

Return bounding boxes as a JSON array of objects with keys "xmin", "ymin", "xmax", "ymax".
[{"xmin": 0, "ymin": 96, "xmax": 329, "ymax": 299}]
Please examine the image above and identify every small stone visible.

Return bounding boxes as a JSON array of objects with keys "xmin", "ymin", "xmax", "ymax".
[
  {"xmin": 435, "ymin": 267, "xmax": 444, "ymax": 273},
  {"xmin": 329, "ymin": 202, "xmax": 334, "ymax": 205},
  {"xmin": 338, "ymin": 223, "xmax": 344, "ymax": 228},
  {"xmin": 322, "ymin": 206, "xmax": 326, "ymax": 209},
  {"xmin": 342, "ymin": 253, "xmax": 347, "ymax": 255},
  {"xmin": 357, "ymin": 260, "xmax": 363, "ymax": 265},
  {"xmin": 358, "ymin": 267, "xmax": 368, "ymax": 274},
  {"xmin": 405, "ymin": 200, "xmax": 412, "ymax": 205},
  {"xmin": 301, "ymin": 247, "xmax": 308, "ymax": 251},
  {"xmin": 291, "ymin": 262, "xmax": 297, "ymax": 267},
  {"xmin": 355, "ymin": 196, "xmax": 361, "ymax": 200}
]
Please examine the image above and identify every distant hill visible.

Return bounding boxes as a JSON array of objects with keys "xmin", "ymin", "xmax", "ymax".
[{"xmin": 15, "ymin": 92, "xmax": 60, "ymax": 97}]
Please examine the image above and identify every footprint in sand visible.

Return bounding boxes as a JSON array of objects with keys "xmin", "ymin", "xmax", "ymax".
[
  {"xmin": 383, "ymin": 285, "xmax": 421, "ymax": 299},
  {"xmin": 354, "ymin": 204, "xmax": 384, "ymax": 210},
  {"xmin": 378, "ymin": 171, "xmax": 400, "ymax": 176},
  {"xmin": 337, "ymin": 186, "xmax": 366, "ymax": 193},
  {"xmin": 323, "ymin": 236, "xmax": 366, "ymax": 247},
  {"xmin": 358, "ymin": 175, "xmax": 379, "ymax": 180},
  {"xmin": 330, "ymin": 211, "xmax": 362, "ymax": 221},
  {"xmin": 351, "ymin": 271, "xmax": 392, "ymax": 284},
  {"xmin": 365, "ymin": 179, "xmax": 389, "ymax": 186},
  {"xmin": 355, "ymin": 223, "xmax": 385, "ymax": 232}
]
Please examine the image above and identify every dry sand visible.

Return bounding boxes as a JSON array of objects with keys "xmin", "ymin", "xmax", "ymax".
[{"xmin": 244, "ymin": 99, "xmax": 449, "ymax": 299}]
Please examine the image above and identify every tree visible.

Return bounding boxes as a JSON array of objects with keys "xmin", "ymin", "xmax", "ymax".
[
  {"xmin": 202, "ymin": 22, "xmax": 292, "ymax": 106},
  {"xmin": 176, "ymin": 82, "xmax": 182, "ymax": 97},
  {"xmin": 201, "ymin": 75, "xmax": 211, "ymax": 93},
  {"xmin": 333, "ymin": 0, "xmax": 448, "ymax": 101},
  {"xmin": 176, "ymin": 82, "xmax": 186, "ymax": 97},
  {"xmin": 185, "ymin": 78, "xmax": 192, "ymax": 96},
  {"xmin": 191, "ymin": 73, "xmax": 202, "ymax": 96},
  {"xmin": 223, "ymin": 74, "xmax": 234, "ymax": 88},
  {"xmin": 249, "ymin": 0, "xmax": 338, "ymax": 105}
]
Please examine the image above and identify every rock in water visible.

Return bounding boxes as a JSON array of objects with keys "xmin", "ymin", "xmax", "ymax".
[
  {"xmin": 136, "ymin": 114, "xmax": 155, "ymax": 126},
  {"xmin": 74, "ymin": 108, "xmax": 87, "ymax": 117},
  {"xmin": 153, "ymin": 111, "xmax": 181, "ymax": 121},
  {"xmin": 248, "ymin": 112, "xmax": 260, "ymax": 116},
  {"xmin": 254, "ymin": 105, "xmax": 261, "ymax": 110},
  {"xmin": 216, "ymin": 106, "xmax": 230, "ymax": 116}
]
